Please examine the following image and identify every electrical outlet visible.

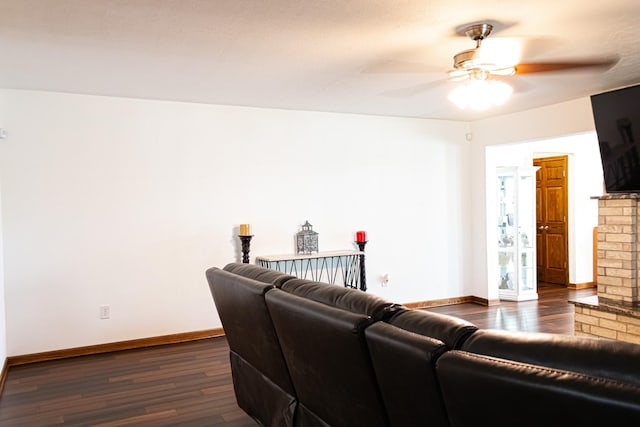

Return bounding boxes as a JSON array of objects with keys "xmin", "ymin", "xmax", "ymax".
[
  {"xmin": 381, "ymin": 273, "xmax": 390, "ymax": 287},
  {"xmin": 99, "ymin": 305, "xmax": 110, "ymax": 319}
]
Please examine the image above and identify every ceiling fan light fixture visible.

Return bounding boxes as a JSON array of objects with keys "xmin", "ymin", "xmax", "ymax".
[{"xmin": 448, "ymin": 78, "xmax": 512, "ymax": 111}]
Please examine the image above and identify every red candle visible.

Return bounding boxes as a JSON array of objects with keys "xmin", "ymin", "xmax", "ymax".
[{"xmin": 356, "ymin": 230, "xmax": 367, "ymax": 242}]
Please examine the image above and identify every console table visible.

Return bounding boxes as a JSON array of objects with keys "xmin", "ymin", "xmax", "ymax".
[{"xmin": 255, "ymin": 250, "xmax": 366, "ymax": 291}]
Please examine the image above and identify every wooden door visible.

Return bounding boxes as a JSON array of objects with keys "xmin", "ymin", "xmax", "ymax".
[{"xmin": 534, "ymin": 156, "xmax": 568, "ymax": 285}]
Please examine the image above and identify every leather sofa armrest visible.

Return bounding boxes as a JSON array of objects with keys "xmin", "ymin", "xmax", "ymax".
[{"xmin": 388, "ymin": 308, "xmax": 478, "ymax": 349}]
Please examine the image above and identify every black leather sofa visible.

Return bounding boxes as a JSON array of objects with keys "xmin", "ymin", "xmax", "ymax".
[{"xmin": 206, "ymin": 263, "xmax": 640, "ymax": 426}]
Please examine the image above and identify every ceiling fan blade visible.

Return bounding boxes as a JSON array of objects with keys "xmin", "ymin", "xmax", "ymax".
[
  {"xmin": 362, "ymin": 59, "xmax": 440, "ymax": 74},
  {"xmin": 515, "ymin": 58, "xmax": 619, "ymax": 74},
  {"xmin": 492, "ymin": 75, "xmax": 532, "ymax": 94}
]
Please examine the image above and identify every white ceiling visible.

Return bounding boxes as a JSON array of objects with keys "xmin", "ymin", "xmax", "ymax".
[{"xmin": 0, "ymin": 0, "xmax": 638, "ymax": 121}]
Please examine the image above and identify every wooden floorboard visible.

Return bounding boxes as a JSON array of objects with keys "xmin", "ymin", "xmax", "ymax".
[
  {"xmin": 0, "ymin": 282, "xmax": 595, "ymax": 426},
  {"xmin": 422, "ymin": 282, "xmax": 596, "ymax": 334},
  {"xmin": 0, "ymin": 339, "xmax": 259, "ymax": 427}
]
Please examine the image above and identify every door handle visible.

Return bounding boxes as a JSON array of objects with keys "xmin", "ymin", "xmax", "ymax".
[
  {"xmin": 538, "ymin": 226, "xmax": 544, "ymax": 230},
  {"xmin": 544, "ymin": 225, "xmax": 549, "ymax": 230}
]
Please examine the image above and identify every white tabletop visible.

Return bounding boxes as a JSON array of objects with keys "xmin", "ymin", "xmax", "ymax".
[{"xmin": 255, "ymin": 250, "xmax": 363, "ymax": 262}]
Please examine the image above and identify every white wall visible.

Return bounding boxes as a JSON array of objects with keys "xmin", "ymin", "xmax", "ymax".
[
  {"xmin": 0, "ymin": 195, "xmax": 5, "ymax": 365},
  {"xmin": 0, "ymin": 89, "xmax": 471, "ymax": 356},
  {"xmin": 469, "ymin": 98, "xmax": 602, "ymax": 298},
  {"xmin": 0, "ymin": 90, "xmax": 6, "ymax": 365}
]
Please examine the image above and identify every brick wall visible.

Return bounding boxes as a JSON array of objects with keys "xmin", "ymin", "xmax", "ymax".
[
  {"xmin": 596, "ymin": 196, "xmax": 639, "ymax": 305},
  {"xmin": 574, "ymin": 194, "xmax": 640, "ymax": 344},
  {"xmin": 574, "ymin": 303, "xmax": 640, "ymax": 344}
]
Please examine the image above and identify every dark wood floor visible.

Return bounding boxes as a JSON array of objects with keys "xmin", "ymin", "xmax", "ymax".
[
  {"xmin": 423, "ymin": 282, "xmax": 597, "ymax": 334},
  {"xmin": 0, "ymin": 283, "xmax": 595, "ymax": 426},
  {"xmin": 0, "ymin": 339, "xmax": 258, "ymax": 427}
]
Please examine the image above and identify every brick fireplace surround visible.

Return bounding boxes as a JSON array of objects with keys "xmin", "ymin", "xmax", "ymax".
[{"xmin": 571, "ymin": 193, "xmax": 640, "ymax": 344}]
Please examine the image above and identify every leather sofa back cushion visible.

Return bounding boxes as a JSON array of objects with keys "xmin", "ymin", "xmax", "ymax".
[
  {"xmin": 436, "ymin": 350, "xmax": 640, "ymax": 425},
  {"xmin": 265, "ymin": 288, "xmax": 389, "ymax": 427},
  {"xmin": 205, "ymin": 267, "xmax": 295, "ymax": 394},
  {"xmin": 388, "ymin": 308, "xmax": 478, "ymax": 349},
  {"xmin": 280, "ymin": 278, "xmax": 400, "ymax": 320},
  {"xmin": 223, "ymin": 262, "xmax": 295, "ymax": 287},
  {"xmin": 461, "ymin": 328, "xmax": 640, "ymax": 385},
  {"xmin": 365, "ymin": 321, "xmax": 450, "ymax": 427}
]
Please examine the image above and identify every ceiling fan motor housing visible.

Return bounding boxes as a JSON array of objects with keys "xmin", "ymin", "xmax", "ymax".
[
  {"xmin": 453, "ymin": 48, "xmax": 494, "ymax": 70},
  {"xmin": 450, "ymin": 23, "xmax": 515, "ymax": 78},
  {"xmin": 454, "ymin": 23, "xmax": 496, "ymax": 70}
]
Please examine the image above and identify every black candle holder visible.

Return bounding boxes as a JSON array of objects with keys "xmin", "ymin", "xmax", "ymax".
[
  {"xmin": 239, "ymin": 235, "xmax": 253, "ymax": 264},
  {"xmin": 356, "ymin": 240, "xmax": 367, "ymax": 292}
]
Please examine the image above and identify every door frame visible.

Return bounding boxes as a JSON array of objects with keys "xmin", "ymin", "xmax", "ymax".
[{"xmin": 485, "ymin": 133, "xmax": 603, "ymax": 300}]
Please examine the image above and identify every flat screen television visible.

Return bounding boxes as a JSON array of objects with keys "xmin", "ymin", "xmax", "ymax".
[{"xmin": 590, "ymin": 83, "xmax": 640, "ymax": 193}]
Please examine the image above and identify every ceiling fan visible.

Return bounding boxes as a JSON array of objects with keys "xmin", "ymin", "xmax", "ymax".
[
  {"xmin": 375, "ymin": 20, "xmax": 619, "ymax": 106},
  {"xmin": 443, "ymin": 21, "xmax": 620, "ymax": 110},
  {"xmin": 448, "ymin": 22, "xmax": 618, "ymax": 82}
]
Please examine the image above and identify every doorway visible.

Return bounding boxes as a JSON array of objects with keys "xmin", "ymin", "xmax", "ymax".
[{"xmin": 533, "ymin": 155, "xmax": 569, "ymax": 286}]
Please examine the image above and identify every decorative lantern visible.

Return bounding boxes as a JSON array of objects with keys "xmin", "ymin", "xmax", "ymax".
[{"xmin": 296, "ymin": 220, "xmax": 319, "ymax": 254}]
